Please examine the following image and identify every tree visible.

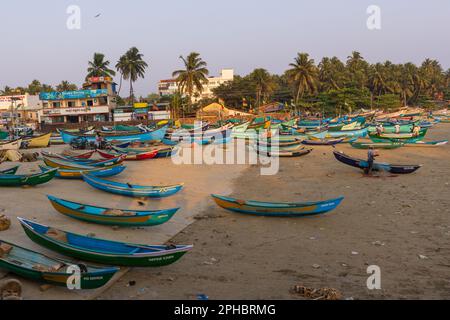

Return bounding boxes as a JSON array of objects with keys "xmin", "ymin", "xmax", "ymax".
[
  {"xmin": 27, "ymin": 80, "xmax": 43, "ymax": 95},
  {"xmin": 86, "ymin": 53, "xmax": 116, "ymax": 80},
  {"xmin": 248, "ymin": 68, "xmax": 277, "ymax": 108},
  {"xmin": 346, "ymin": 51, "xmax": 369, "ymax": 90},
  {"xmin": 172, "ymin": 52, "xmax": 209, "ymax": 112},
  {"xmin": 0, "ymin": 86, "xmax": 14, "ymax": 95},
  {"xmin": 118, "ymin": 47, "xmax": 148, "ymax": 106},
  {"xmin": 56, "ymin": 81, "xmax": 78, "ymax": 92},
  {"xmin": 115, "ymin": 55, "xmax": 128, "ymax": 95},
  {"xmin": 318, "ymin": 57, "xmax": 346, "ymax": 91},
  {"xmin": 287, "ymin": 53, "xmax": 319, "ymax": 106}
]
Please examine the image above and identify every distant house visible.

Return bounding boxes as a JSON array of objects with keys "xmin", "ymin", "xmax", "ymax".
[{"xmin": 158, "ymin": 69, "xmax": 234, "ymax": 102}]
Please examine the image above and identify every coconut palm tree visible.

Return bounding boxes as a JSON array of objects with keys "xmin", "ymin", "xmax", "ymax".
[
  {"xmin": 56, "ymin": 81, "xmax": 77, "ymax": 92},
  {"xmin": 0, "ymin": 86, "xmax": 14, "ymax": 95},
  {"xmin": 86, "ymin": 53, "xmax": 116, "ymax": 80},
  {"xmin": 248, "ymin": 68, "xmax": 276, "ymax": 108},
  {"xmin": 115, "ymin": 55, "xmax": 128, "ymax": 95},
  {"xmin": 318, "ymin": 57, "xmax": 346, "ymax": 91},
  {"xmin": 287, "ymin": 53, "xmax": 319, "ymax": 105},
  {"xmin": 172, "ymin": 52, "xmax": 209, "ymax": 112},
  {"xmin": 118, "ymin": 47, "xmax": 148, "ymax": 104},
  {"xmin": 345, "ymin": 51, "xmax": 369, "ymax": 90}
]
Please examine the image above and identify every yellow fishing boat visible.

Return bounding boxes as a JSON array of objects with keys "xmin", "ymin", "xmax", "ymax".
[{"xmin": 24, "ymin": 133, "xmax": 52, "ymax": 148}]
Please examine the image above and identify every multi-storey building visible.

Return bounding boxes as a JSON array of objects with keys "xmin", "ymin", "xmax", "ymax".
[
  {"xmin": 158, "ymin": 68, "xmax": 234, "ymax": 102},
  {"xmin": 38, "ymin": 77, "xmax": 117, "ymax": 124}
]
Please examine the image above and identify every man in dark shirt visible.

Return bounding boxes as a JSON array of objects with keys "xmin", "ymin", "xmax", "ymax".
[{"xmin": 366, "ymin": 147, "xmax": 379, "ymax": 176}]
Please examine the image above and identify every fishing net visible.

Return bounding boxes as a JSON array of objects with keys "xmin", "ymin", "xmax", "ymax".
[
  {"xmin": 46, "ymin": 228, "xmax": 68, "ymax": 243},
  {"xmin": 292, "ymin": 285, "xmax": 343, "ymax": 300},
  {"xmin": 102, "ymin": 209, "xmax": 135, "ymax": 216},
  {"xmin": 0, "ymin": 215, "xmax": 11, "ymax": 231}
]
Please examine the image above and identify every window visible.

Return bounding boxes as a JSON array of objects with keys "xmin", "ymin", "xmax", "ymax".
[
  {"xmin": 87, "ymin": 100, "xmax": 94, "ymax": 107},
  {"xmin": 98, "ymin": 97, "xmax": 108, "ymax": 105},
  {"xmin": 67, "ymin": 101, "xmax": 75, "ymax": 108},
  {"xmin": 52, "ymin": 102, "xmax": 61, "ymax": 108}
]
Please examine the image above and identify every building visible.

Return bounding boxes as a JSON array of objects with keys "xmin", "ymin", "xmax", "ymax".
[
  {"xmin": 38, "ymin": 77, "xmax": 117, "ymax": 124},
  {"xmin": 158, "ymin": 69, "xmax": 234, "ymax": 102},
  {"xmin": 0, "ymin": 94, "xmax": 42, "ymax": 126}
]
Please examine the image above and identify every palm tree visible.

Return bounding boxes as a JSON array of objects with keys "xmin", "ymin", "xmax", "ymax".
[
  {"xmin": 56, "ymin": 81, "xmax": 77, "ymax": 92},
  {"xmin": 115, "ymin": 55, "xmax": 128, "ymax": 95},
  {"xmin": 248, "ymin": 69, "xmax": 276, "ymax": 108},
  {"xmin": 287, "ymin": 53, "xmax": 319, "ymax": 105},
  {"xmin": 318, "ymin": 57, "xmax": 345, "ymax": 91},
  {"xmin": 172, "ymin": 52, "xmax": 209, "ymax": 112},
  {"xmin": 0, "ymin": 86, "xmax": 14, "ymax": 95},
  {"xmin": 86, "ymin": 53, "xmax": 116, "ymax": 80},
  {"xmin": 118, "ymin": 47, "xmax": 148, "ymax": 105},
  {"xmin": 346, "ymin": 51, "xmax": 368, "ymax": 89}
]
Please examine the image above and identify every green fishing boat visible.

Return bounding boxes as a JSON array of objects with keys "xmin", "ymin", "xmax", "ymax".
[
  {"xmin": 19, "ymin": 218, "xmax": 193, "ymax": 267},
  {"xmin": 0, "ymin": 239, "xmax": 119, "ymax": 289},
  {"xmin": 350, "ymin": 141, "xmax": 404, "ymax": 149},
  {"xmin": 369, "ymin": 129, "xmax": 428, "ymax": 143},
  {"xmin": 0, "ymin": 168, "xmax": 57, "ymax": 186}
]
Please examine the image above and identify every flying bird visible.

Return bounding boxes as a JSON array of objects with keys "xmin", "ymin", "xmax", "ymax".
[{"xmin": 94, "ymin": 13, "xmax": 101, "ymax": 18}]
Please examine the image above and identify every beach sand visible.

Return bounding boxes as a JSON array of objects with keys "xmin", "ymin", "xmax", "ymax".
[{"xmin": 99, "ymin": 124, "xmax": 450, "ymax": 300}]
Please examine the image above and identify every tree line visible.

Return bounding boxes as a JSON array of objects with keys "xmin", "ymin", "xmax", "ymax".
[{"xmin": 1, "ymin": 50, "xmax": 448, "ymax": 115}]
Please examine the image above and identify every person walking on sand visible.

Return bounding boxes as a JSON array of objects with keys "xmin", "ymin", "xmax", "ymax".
[
  {"xmin": 95, "ymin": 132, "xmax": 104, "ymax": 149},
  {"xmin": 366, "ymin": 146, "xmax": 379, "ymax": 176}
]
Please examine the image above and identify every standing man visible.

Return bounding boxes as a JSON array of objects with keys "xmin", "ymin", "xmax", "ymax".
[{"xmin": 366, "ymin": 146, "xmax": 379, "ymax": 176}]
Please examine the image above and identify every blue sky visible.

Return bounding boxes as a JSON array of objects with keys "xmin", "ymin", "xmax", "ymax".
[{"xmin": 0, "ymin": 0, "xmax": 448, "ymax": 96}]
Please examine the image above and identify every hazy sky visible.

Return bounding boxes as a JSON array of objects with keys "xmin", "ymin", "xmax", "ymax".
[{"xmin": 0, "ymin": 0, "xmax": 448, "ymax": 96}]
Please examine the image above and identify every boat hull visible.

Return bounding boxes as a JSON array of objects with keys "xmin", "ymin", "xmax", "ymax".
[{"xmin": 212, "ymin": 194, "xmax": 344, "ymax": 217}]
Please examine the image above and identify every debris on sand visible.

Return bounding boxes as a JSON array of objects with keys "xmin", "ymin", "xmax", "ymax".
[
  {"xmin": 1, "ymin": 279, "xmax": 22, "ymax": 300},
  {"xmin": 291, "ymin": 285, "xmax": 342, "ymax": 300},
  {"xmin": 0, "ymin": 215, "xmax": 11, "ymax": 231}
]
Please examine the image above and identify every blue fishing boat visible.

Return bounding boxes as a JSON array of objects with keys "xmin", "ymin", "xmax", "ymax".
[
  {"xmin": 211, "ymin": 194, "xmax": 344, "ymax": 217},
  {"xmin": 39, "ymin": 165, "xmax": 126, "ymax": 179},
  {"xmin": 60, "ymin": 126, "xmax": 168, "ymax": 144},
  {"xmin": 47, "ymin": 195, "xmax": 179, "ymax": 227},
  {"xmin": 82, "ymin": 174, "xmax": 184, "ymax": 198}
]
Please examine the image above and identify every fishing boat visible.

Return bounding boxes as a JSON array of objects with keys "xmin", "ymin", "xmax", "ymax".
[
  {"xmin": 82, "ymin": 174, "xmax": 184, "ymax": 198},
  {"xmin": 47, "ymin": 195, "xmax": 179, "ymax": 227},
  {"xmin": 111, "ymin": 146, "xmax": 177, "ymax": 159},
  {"xmin": 60, "ymin": 126, "xmax": 168, "ymax": 144},
  {"xmin": 333, "ymin": 151, "xmax": 422, "ymax": 174},
  {"xmin": 22, "ymin": 133, "xmax": 52, "ymax": 148},
  {"xmin": 97, "ymin": 149, "xmax": 158, "ymax": 161},
  {"xmin": 0, "ymin": 138, "xmax": 22, "ymax": 151},
  {"xmin": 302, "ymin": 138, "xmax": 344, "ymax": 146},
  {"xmin": 18, "ymin": 218, "xmax": 193, "ymax": 267},
  {"xmin": 43, "ymin": 155, "xmax": 125, "ymax": 170},
  {"xmin": 0, "ymin": 239, "xmax": 119, "ymax": 289},
  {"xmin": 61, "ymin": 150, "xmax": 96, "ymax": 159},
  {"xmin": 39, "ymin": 165, "xmax": 126, "ymax": 179},
  {"xmin": 325, "ymin": 127, "xmax": 368, "ymax": 138},
  {"xmin": 402, "ymin": 140, "xmax": 448, "ymax": 148},
  {"xmin": 0, "ymin": 166, "xmax": 20, "ymax": 175},
  {"xmin": 368, "ymin": 129, "xmax": 428, "ymax": 143},
  {"xmin": 256, "ymin": 147, "xmax": 313, "ymax": 158},
  {"xmin": 211, "ymin": 194, "xmax": 344, "ymax": 217},
  {"xmin": 350, "ymin": 141, "xmax": 404, "ymax": 149},
  {"xmin": 0, "ymin": 168, "xmax": 58, "ymax": 186}
]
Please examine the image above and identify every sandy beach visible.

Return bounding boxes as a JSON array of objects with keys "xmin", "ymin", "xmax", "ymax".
[
  {"xmin": 0, "ymin": 124, "xmax": 449, "ymax": 300},
  {"xmin": 98, "ymin": 124, "xmax": 450, "ymax": 300}
]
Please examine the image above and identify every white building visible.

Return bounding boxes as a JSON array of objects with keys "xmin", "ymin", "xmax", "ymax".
[{"xmin": 158, "ymin": 68, "xmax": 234, "ymax": 102}]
